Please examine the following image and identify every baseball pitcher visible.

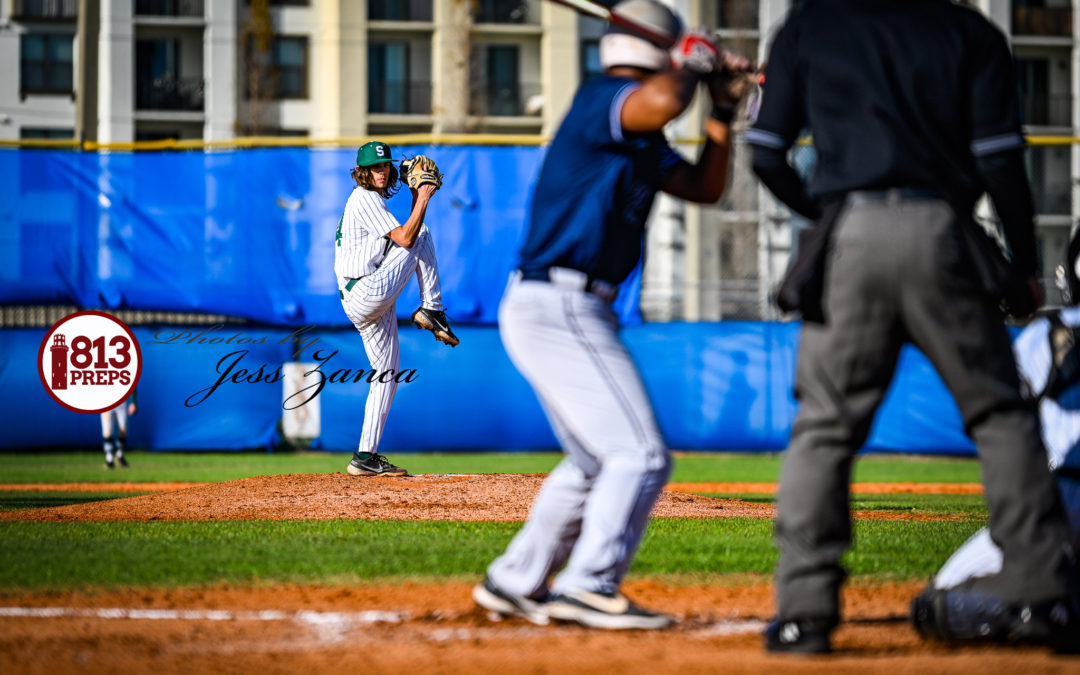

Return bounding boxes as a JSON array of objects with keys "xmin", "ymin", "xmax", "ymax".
[{"xmin": 335, "ymin": 141, "xmax": 457, "ymax": 477}]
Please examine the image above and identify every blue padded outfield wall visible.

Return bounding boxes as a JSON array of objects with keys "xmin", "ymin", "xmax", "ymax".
[
  {"xmin": 0, "ymin": 147, "xmax": 642, "ymax": 326},
  {"xmin": 0, "ymin": 147, "xmax": 976, "ymax": 454},
  {"xmin": 0, "ymin": 323, "xmax": 973, "ymax": 454}
]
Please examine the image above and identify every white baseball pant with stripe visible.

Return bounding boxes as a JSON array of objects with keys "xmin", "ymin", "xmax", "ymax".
[
  {"xmin": 339, "ymin": 227, "xmax": 444, "ymax": 456},
  {"xmin": 100, "ymin": 404, "xmax": 128, "ymax": 439},
  {"xmin": 486, "ymin": 273, "xmax": 671, "ymax": 598},
  {"xmin": 101, "ymin": 402, "xmax": 129, "ymax": 461}
]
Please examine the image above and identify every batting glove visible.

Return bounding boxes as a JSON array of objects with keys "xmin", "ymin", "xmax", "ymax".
[{"xmin": 670, "ymin": 28, "xmax": 719, "ymax": 75}]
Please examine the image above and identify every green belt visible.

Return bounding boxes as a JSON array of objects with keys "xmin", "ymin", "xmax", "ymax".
[{"xmin": 340, "ymin": 277, "xmax": 360, "ymax": 299}]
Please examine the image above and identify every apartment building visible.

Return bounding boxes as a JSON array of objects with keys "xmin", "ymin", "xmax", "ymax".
[
  {"xmin": 0, "ymin": 0, "xmax": 578, "ymax": 141},
  {"xmin": 0, "ymin": 0, "xmax": 1076, "ymax": 318}
]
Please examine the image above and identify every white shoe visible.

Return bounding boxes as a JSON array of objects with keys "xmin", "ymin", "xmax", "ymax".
[
  {"xmin": 546, "ymin": 589, "xmax": 674, "ymax": 630},
  {"xmin": 473, "ymin": 577, "xmax": 549, "ymax": 626}
]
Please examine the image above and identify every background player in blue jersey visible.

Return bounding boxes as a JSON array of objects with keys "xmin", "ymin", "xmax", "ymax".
[{"xmin": 473, "ymin": 0, "xmax": 754, "ymax": 630}]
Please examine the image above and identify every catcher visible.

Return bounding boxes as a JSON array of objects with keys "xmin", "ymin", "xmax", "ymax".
[
  {"xmin": 914, "ymin": 227, "xmax": 1080, "ymax": 650},
  {"xmin": 334, "ymin": 141, "xmax": 458, "ymax": 477}
]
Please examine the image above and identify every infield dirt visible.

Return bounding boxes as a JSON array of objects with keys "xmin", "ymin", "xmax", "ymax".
[
  {"xmin": 2, "ymin": 581, "xmax": 1077, "ymax": 674},
  {"xmin": 0, "ymin": 473, "xmax": 970, "ymax": 523}
]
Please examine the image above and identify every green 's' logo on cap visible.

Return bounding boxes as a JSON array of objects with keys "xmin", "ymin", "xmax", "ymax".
[{"xmin": 357, "ymin": 141, "xmax": 394, "ymax": 167}]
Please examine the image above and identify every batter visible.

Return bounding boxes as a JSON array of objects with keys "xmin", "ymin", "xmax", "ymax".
[{"xmin": 473, "ymin": 0, "xmax": 753, "ymax": 630}]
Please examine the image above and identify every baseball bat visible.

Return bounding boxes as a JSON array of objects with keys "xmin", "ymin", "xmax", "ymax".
[
  {"xmin": 545, "ymin": 0, "xmax": 678, "ymax": 48},
  {"xmin": 546, "ymin": 0, "xmax": 764, "ymax": 90}
]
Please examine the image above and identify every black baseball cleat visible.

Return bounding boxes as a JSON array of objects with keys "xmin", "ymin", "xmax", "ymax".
[
  {"xmin": 764, "ymin": 618, "xmax": 833, "ymax": 654},
  {"xmin": 545, "ymin": 589, "xmax": 674, "ymax": 630},
  {"xmin": 117, "ymin": 454, "xmax": 130, "ymax": 468},
  {"xmin": 473, "ymin": 576, "xmax": 550, "ymax": 626},
  {"xmin": 346, "ymin": 452, "xmax": 407, "ymax": 477},
  {"xmin": 911, "ymin": 584, "xmax": 1080, "ymax": 654},
  {"xmin": 411, "ymin": 307, "xmax": 459, "ymax": 347},
  {"xmin": 1006, "ymin": 599, "xmax": 1080, "ymax": 653},
  {"xmin": 105, "ymin": 457, "xmax": 115, "ymax": 469}
]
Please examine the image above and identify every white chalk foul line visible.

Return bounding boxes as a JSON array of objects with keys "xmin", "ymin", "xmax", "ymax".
[
  {"xmin": 0, "ymin": 606, "xmax": 766, "ymax": 645},
  {"xmin": 690, "ymin": 619, "xmax": 768, "ymax": 637},
  {"xmin": 0, "ymin": 607, "xmax": 408, "ymax": 625}
]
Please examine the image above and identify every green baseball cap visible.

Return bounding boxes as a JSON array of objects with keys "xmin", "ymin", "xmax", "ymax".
[{"xmin": 356, "ymin": 141, "xmax": 394, "ymax": 167}]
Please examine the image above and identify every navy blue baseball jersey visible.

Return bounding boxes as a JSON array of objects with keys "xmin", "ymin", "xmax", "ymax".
[{"xmin": 518, "ymin": 75, "xmax": 684, "ymax": 285}]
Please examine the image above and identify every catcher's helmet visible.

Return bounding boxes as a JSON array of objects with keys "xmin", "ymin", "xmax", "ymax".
[
  {"xmin": 600, "ymin": 0, "xmax": 683, "ymax": 72},
  {"xmin": 1058, "ymin": 224, "xmax": 1080, "ymax": 306}
]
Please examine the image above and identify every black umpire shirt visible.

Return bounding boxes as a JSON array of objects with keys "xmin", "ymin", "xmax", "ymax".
[{"xmin": 747, "ymin": 0, "xmax": 1038, "ymax": 275}]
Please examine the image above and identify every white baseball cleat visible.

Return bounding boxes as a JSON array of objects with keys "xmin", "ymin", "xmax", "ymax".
[
  {"xmin": 473, "ymin": 577, "xmax": 550, "ymax": 626},
  {"xmin": 545, "ymin": 589, "xmax": 675, "ymax": 630}
]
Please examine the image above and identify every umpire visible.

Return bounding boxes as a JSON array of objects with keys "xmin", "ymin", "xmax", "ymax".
[{"xmin": 748, "ymin": 0, "xmax": 1078, "ymax": 654}]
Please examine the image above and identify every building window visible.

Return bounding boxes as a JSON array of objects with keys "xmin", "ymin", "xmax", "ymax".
[
  {"xmin": 718, "ymin": 0, "xmax": 759, "ymax": 30},
  {"xmin": 1012, "ymin": 1, "xmax": 1074, "ymax": 38},
  {"xmin": 249, "ymin": 36, "xmax": 309, "ymax": 99},
  {"xmin": 581, "ymin": 40, "xmax": 603, "ymax": 82},
  {"xmin": 369, "ymin": 0, "xmax": 432, "ymax": 21},
  {"xmin": 1016, "ymin": 57, "xmax": 1070, "ymax": 127},
  {"xmin": 135, "ymin": 130, "xmax": 181, "ymax": 142},
  {"xmin": 368, "ymin": 43, "xmax": 432, "ymax": 115},
  {"xmin": 273, "ymin": 37, "xmax": 308, "ymax": 98},
  {"xmin": 134, "ymin": 0, "xmax": 204, "ymax": 17},
  {"xmin": 472, "ymin": 45, "xmax": 529, "ymax": 116},
  {"xmin": 488, "ymin": 46, "xmax": 520, "ymax": 116},
  {"xmin": 20, "ymin": 33, "xmax": 73, "ymax": 95},
  {"xmin": 12, "ymin": 0, "xmax": 78, "ymax": 21},
  {"xmin": 20, "ymin": 127, "xmax": 74, "ymax": 139},
  {"xmin": 135, "ymin": 38, "xmax": 205, "ymax": 111},
  {"xmin": 475, "ymin": 0, "xmax": 531, "ymax": 24}
]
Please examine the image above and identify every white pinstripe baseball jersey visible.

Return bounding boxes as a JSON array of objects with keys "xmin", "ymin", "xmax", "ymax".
[
  {"xmin": 335, "ymin": 178, "xmax": 445, "ymax": 460},
  {"xmin": 335, "ymin": 187, "xmax": 401, "ymax": 280}
]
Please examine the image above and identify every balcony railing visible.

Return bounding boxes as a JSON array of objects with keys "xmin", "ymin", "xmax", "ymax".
[
  {"xmin": 134, "ymin": 0, "xmax": 204, "ymax": 18},
  {"xmin": 1012, "ymin": 5, "xmax": 1073, "ymax": 37},
  {"xmin": 1032, "ymin": 180, "xmax": 1071, "ymax": 215},
  {"xmin": 470, "ymin": 82, "xmax": 541, "ymax": 117},
  {"xmin": 474, "ymin": 0, "xmax": 534, "ymax": 24},
  {"xmin": 369, "ymin": 0, "xmax": 433, "ymax": 22},
  {"xmin": 368, "ymin": 81, "xmax": 432, "ymax": 115},
  {"xmin": 1022, "ymin": 93, "xmax": 1073, "ymax": 127},
  {"xmin": 136, "ymin": 76, "xmax": 204, "ymax": 111},
  {"xmin": 12, "ymin": 0, "xmax": 77, "ymax": 21}
]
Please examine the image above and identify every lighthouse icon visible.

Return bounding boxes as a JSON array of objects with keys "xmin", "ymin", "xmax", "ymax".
[{"xmin": 50, "ymin": 334, "xmax": 69, "ymax": 390}]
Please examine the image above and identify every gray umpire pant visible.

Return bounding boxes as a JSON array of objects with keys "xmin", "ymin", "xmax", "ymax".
[{"xmin": 775, "ymin": 194, "xmax": 1073, "ymax": 622}]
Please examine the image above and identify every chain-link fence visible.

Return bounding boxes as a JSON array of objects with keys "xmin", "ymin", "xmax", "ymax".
[{"xmin": 0, "ymin": 305, "xmax": 244, "ymax": 329}]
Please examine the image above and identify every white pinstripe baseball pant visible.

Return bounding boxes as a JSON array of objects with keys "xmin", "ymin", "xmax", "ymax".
[{"xmin": 339, "ymin": 225, "xmax": 444, "ymax": 455}]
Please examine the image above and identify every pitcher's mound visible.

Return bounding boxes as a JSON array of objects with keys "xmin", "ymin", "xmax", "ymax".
[{"xmin": 1, "ymin": 473, "xmax": 774, "ymax": 523}]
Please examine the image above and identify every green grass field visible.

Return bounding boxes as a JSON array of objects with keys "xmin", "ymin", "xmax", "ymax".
[{"xmin": 0, "ymin": 451, "xmax": 986, "ymax": 591}]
